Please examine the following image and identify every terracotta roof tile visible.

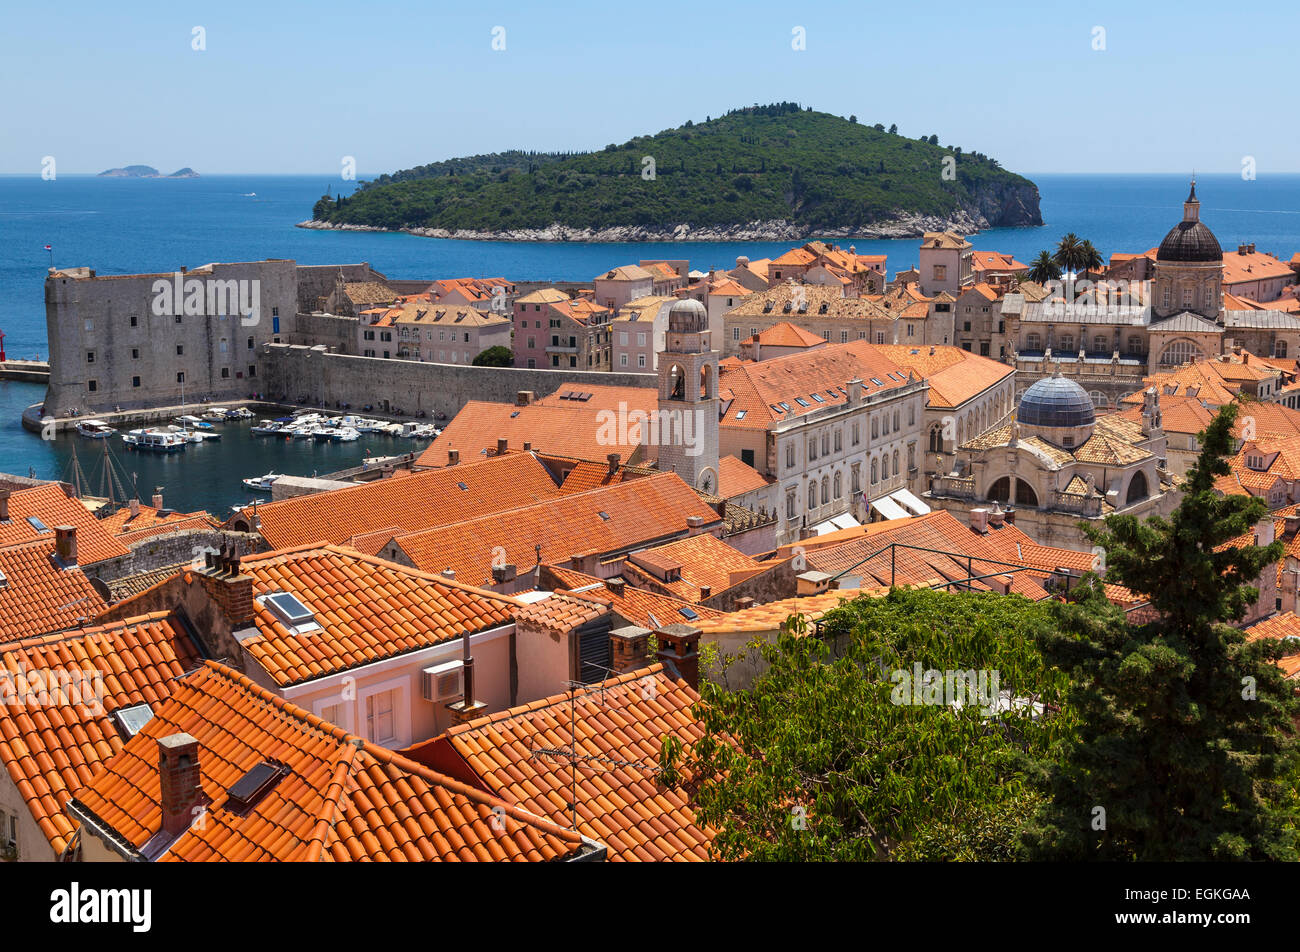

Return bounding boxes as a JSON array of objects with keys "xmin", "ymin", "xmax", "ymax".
[
  {"xmin": 542, "ymin": 567, "xmax": 728, "ymax": 629},
  {"xmin": 873, "ymin": 344, "xmax": 1014, "ymax": 409},
  {"xmin": 0, "ymin": 484, "xmax": 129, "ymax": 565},
  {"xmin": 717, "ymin": 455, "xmax": 772, "ymax": 497},
  {"xmin": 0, "ymin": 611, "xmax": 201, "ymax": 856},
  {"xmin": 694, "ymin": 589, "xmax": 881, "ymax": 634},
  {"xmin": 239, "ymin": 453, "xmax": 565, "ymax": 550},
  {"xmin": 0, "ymin": 539, "xmax": 109, "ymax": 642},
  {"xmin": 623, "ymin": 534, "xmax": 764, "ymax": 602},
  {"xmin": 237, "ymin": 545, "xmax": 521, "ymax": 687},
  {"xmin": 70, "ymin": 662, "xmax": 590, "ymax": 861},
  {"xmin": 428, "ymin": 665, "xmax": 710, "ymax": 861}
]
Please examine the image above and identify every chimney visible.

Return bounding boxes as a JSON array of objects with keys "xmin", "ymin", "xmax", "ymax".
[
  {"xmin": 699, "ymin": 584, "xmax": 711, "ymax": 599},
  {"xmin": 686, "ymin": 514, "xmax": 705, "ymax": 535},
  {"xmin": 847, "ymin": 378, "xmax": 863, "ymax": 403},
  {"xmin": 523, "ymin": 441, "xmax": 533, "ymax": 452},
  {"xmin": 128, "ymin": 497, "xmax": 140, "ymax": 517},
  {"xmin": 1285, "ymin": 513, "xmax": 1300, "ymax": 539},
  {"xmin": 988, "ymin": 574, "xmax": 1012, "ymax": 595},
  {"xmin": 1003, "ymin": 506, "xmax": 1015, "ymax": 525},
  {"xmin": 987, "ymin": 503, "xmax": 1004, "ymax": 528},
  {"xmin": 442, "ymin": 568, "xmax": 456, "ymax": 581},
  {"xmin": 447, "ymin": 630, "xmax": 488, "ymax": 725},
  {"xmin": 516, "ymin": 390, "xmax": 535, "ymax": 407},
  {"xmin": 607, "ymin": 452, "xmax": 621, "ymax": 476},
  {"xmin": 733, "ymin": 595, "xmax": 755, "ymax": 610},
  {"xmin": 569, "ymin": 551, "xmax": 600, "ymax": 575},
  {"xmin": 0, "ymin": 489, "xmax": 9, "ymax": 523},
  {"xmin": 970, "ymin": 508, "xmax": 990, "ymax": 533},
  {"xmin": 491, "ymin": 563, "xmax": 517, "ymax": 585},
  {"xmin": 797, "ymin": 571, "xmax": 831, "ymax": 597},
  {"xmin": 610, "ymin": 624, "xmax": 652, "ymax": 673},
  {"xmin": 54, "ymin": 525, "xmax": 77, "ymax": 565},
  {"xmin": 496, "ymin": 437, "xmax": 508, "ymax": 456},
  {"xmin": 1282, "ymin": 556, "xmax": 1300, "ymax": 614},
  {"xmin": 447, "ymin": 448, "xmax": 460, "ymax": 466},
  {"xmin": 152, "ymin": 487, "xmax": 164, "ymax": 509},
  {"xmin": 605, "ymin": 577, "xmax": 626, "ymax": 596},
  {"xmin": 655, "ymin": 623, "xmax": 701, "ymax": 690},
  {"xmin": 158, "ymin": 733, "xmax": 203, "ymax": 837},
  {"xmin": 1257, "ymin": 517, "xmax": 1276, "ymax": 548}
]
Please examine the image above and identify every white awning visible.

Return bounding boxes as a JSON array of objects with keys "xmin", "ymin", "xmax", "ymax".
[
  {"xmin": 811, "ymin": 513, "xmax": 862, "ymax": 535},
  {"xmin": 869, "ymin": 496, "xmax": 911, "ymax": 521},
  {"xmin": 889, "ymin": 488, "xmax": 931, "ymax": 516}
]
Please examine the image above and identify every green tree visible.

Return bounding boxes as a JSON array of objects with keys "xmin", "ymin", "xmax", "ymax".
[
  {"xmin": 1079, "ymin": 239, "xmax": 1105, "ymax": 274},
  {"xmin": 663, "ymin": 588, "xmax": 1073, "ymax": 860},
  {"xmin": 1051, "ymin": 233, "xmax": 1084, "ymax": 274},
  {"xmin": 1028, "ymin": 250, "xmax": 1061, "ymax": 284},
  {"xmin": 888, "ymin": 123, "xmax": 898, "ymax": 134},
  {"xmin": 471, "ymin": 345, "xmax": 514, "ymax": 367},
  {"xmin": 1023, "ymin": 401, "xmax": 1300, "ymax": 860}
]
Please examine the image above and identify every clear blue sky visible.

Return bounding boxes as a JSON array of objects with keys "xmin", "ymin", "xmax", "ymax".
[{"xmin": 2, "ymin": 0, "xmax": 1296, "ymax": 177}]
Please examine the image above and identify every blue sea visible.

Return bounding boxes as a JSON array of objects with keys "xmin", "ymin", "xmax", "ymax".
[{"xmin": 1, "ymin": 171, "xmax": 1298, "ymax": 513}]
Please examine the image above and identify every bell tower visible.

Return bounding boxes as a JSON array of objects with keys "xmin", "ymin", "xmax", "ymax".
[{"xmin": 656, "ymin": 299, "xmax": 719, "ymax": 493}]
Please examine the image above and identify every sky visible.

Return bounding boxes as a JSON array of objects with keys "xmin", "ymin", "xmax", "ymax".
[{"xmin": 2, "ymin": 0, "xmax": 1297, "ymax": 178}]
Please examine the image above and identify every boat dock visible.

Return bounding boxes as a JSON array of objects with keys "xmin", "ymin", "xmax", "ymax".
[{"xmin": 0, "ymin": 360, "xmax": 50, "ymax": 383}]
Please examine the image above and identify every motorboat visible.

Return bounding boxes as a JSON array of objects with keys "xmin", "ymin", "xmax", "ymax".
[
  {"xmin": 175, "ymin": 415, "xmax": 215, "ymax": 431},
  {"xmin": 226, "ymin": 407, "xmax": 255, "ymax": 420},
  {"xmin": 251, "ymin": 420, "xmax": 282, "ymax": 435},
  {"xmin": 333, "ymin": 427, "xmax": 360, "ymax": 442},
  {"xmin": 76, "ymin": 419, "xmax": 116, "ymax": 439},
  {"xmin": 123, "ymin": 429, "xmax": 186, "ymax": 453},
  {"xmin": 241, "ymin": 472, "xmax": 284, "ymax": 492},
  {"xmin": 201, "ymin": 408, "xmax": 229, "ymax": 422},
  {"xmin": 163, "ymin": 425, "xmax": 205, "ymax": 444}
]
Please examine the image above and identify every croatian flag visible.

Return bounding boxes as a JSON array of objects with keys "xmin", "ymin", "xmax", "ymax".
[{"xmin": 44, "ymin": 244, "xmax": 51, "ymax": 251}]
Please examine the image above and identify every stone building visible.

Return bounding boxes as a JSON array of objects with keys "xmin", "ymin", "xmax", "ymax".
[
  {"xmin": 44, "ymin": 259, "xmax": 299, "ymax": 415},
  {"xmin": 925, "ymin": 373, "xmax": 1178, "ymax": 550}
]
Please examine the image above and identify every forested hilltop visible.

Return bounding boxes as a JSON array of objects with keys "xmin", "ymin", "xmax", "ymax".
[{"xmin": 305, "ymin": 104, "xmax": 1041, "ymax": 241}]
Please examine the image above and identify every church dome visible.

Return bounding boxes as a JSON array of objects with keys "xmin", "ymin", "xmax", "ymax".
[
  {"xmin": 1017, "ymin": 374, "xmax": 1096, "ymax": 428},
  {"xmin": 667, "ymin": 297, "xmax": 708, "ymax": 333},
  {"xmin": 1157, "ymin": 181, "xmax": 1221, "ymax": 262}
]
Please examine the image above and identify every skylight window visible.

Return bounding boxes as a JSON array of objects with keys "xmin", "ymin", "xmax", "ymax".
[
  {"xmin": 598, "ymin": 511, "xmax": 611, "ymax": 520},
  {"xmin": 678, "ymin": 607, "xmax": 699, "ymax": 621},
  {"xmin": 869, "ymin": 377, "xmax": 884, "ymax": 386},
  {"xmin": 26, "ymin": 516, "xmax": 49, "ymax": 533},
  {"xmin": 112, "ymin": 702, "xmax": 154, "ymax": 739},
  {"xmin": 794, "ymin": 397, "xmax": 810, "ymax": 407},
  {"xmin": 811, "ymin": 394, "xmax": 825, "ymax": 403},
  {"xmin": 261, "ymin": 591, "xmax": 320, "ymax": 633},
  {"xmin": 735, "ymin": 410, "xmax": 746, "ymax": 420},
  {"xmin": 779, "ymin": 402, "xmax": 791, "ymax": 411},
  {"xmin": 226, "ymin": 760, "xmax": 287, "ymax": 812},
  {"xmin": 457, "ymin": 482, "xmax": 469, "ymax": 491}
]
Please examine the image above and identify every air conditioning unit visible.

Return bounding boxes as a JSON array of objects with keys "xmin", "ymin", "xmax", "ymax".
[{"xmin": 421, "ymin": 660, "xmax": 464, "ymax": 702}]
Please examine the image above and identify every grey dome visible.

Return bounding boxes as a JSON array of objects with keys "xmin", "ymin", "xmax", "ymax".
[
  {"xmin": 1017, "ymin": 375, "xmax": 1096, "ymax": 428},
  {"xmin": 1157, "ymin": 221, "xmax": 1222, "ymax": 262},
  {"xmin": 668, "ymin": 297, "xmax": 708, "ymax": 332}
]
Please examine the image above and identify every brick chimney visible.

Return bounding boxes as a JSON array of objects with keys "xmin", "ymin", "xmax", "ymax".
[
  {"xmin": 0, "ymin": 489, "xmax": 9, "ymax": 523},
  {"xmin": 610, "ymin": 624, "xmax": 652, "ymax": 673},
  {"xmin": 604, "ymin": 577, "xmax": 626, "ymax": 596},
  {"xmin": 523, "ymin": 442, "xmax": 533, "ymax": 452},
  {"xmin": 196, "ymin": 547, "xmax": 255, "ymax": 627},
  {"xmin": 733, "ymin": 595, "xmax": 755, "ymax": 610},
  {"xmin": 607, "ymin": 452, "xmax": 621, "ymax": 476},
  {"xmin": 128, "ymin": 497, "xmax": 141, "ymax": 517},
  {"xmin": 497, "ymin": 437, "xmax": 508, "ymax": 456},
  {"xmin": 447, "ymin": 448, "xmax": 460, "ymax": 465},
  {"xmin": 970, "ymin": 508, "xmax": 989, "ymax": 533},
  {"xmin": 655, "ymin": 623, "xmax": 701, "ymax": 690},
  {"xmin": 158, "ymin": 733, "xmax": 203, "ymax": 837},
  {"xmin": 699, "ymin": 584, "xmax": 711, "ymax": 599},
  {"xmin": 686, "ymin": 514, "xmax": 705, "ymax": 535},
  {"xmin": 516, "ymin": 390, "xmax": 535, "ymax": 407},
  {"xmin": 53, "ymin": 525, "xmax": 77, "ymax": 565}
]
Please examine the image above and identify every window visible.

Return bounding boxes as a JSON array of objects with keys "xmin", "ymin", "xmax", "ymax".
[
  {"xmin": 221, "ymin": 367, "xmax": 230, "ymax": 378},
  {"xmin": 365, "ymin": 690, "xmax": 397, "ymax": 745},
  {"xmin": 130, "ymin": 315, "xmax": 138, "ymax": 327},
  {"xmin": 741, "ymin": 449, "xmax": 755, "ymax": 468},
  {"xmin": 637, "ymin": 354, "xmax": 646, "ymax": 368},
  {"xmin": 637, "ymin": 333, "xmax": 646, "ymax": 347},
  {"xmin": 132, "ymin": 376, "xmax": 141, "ymax": 388},
  {"xmin": 319, "ymin": 702, "xmax": 345, "ymax": 728},
  {"xmin": 786, "ymin": 443, "xmax": 796, "ymax": 468},
  {"xmin": 851, "ymin": 422, "xmax": 860, "ymax": 446},
  {"xmin": 852, "ymin": 467, "xmax": 861, "ymax": 494},
  {"xmin": 1162, "ymin": 288, "xmax": 1172, "ymax": 309},
  {"xmin": 871, "ymin": 459, "xmax": 878, "ymax": 484},
  {"xmin": 247, "ymin": 336, "xmax": 255, "ymax": 350},
  {"xmin": 834, "ymin": 429, "xmax": 842, "ymax": 452},
  {"xmin": 175, "ymin": 314, "xmax": 182, "ymax": 324},
  {"xmin": 86, "ymin": 351, "xmax": 94, "ymax": 364},
  {"xmin": 87, "ymin": 379, "xmax": 97, "ymax": 392},
  {"xmin": 876, "ymin": 332, "xmax": 885, "ymax": 344},
  {"xmin": 620, "ymin": 354, "xmax": 628, "ymax": 367},
  {"xmin": 871, "ymin": 418, "xmax": 878, "ymax": 439},
  {"xmin": 808, "ymin": 484, "xmax": 817, "ymax": 510},
  {"xmin": 821, "ymin": 477, "xmax": 830, "ymax": 505},
  {"xmin": 1094, "ymin": 335, "xmax": 1108, "ymax": 353},
  {"xmin": 733, "ymin": 327, "xmax": 741, "ymax": 340},
  {"xmin": 833, "ymin": 472, "xmax": 842, "ymax": 499},
  {"xmin": 787, "ymin": 494, "xmax": 797, "ymax": 519},
  {"xmin": 219, "ymin": 339, "xmax": 228, "ymax": 353},
  {"xmin": 933, "ymin": 264, "xmax": 947, "ymax": 280},
  {"xmin": 176, "ymin": 345, "xmax": 184, "ymax": 356},
  {"xmin": 1278, "ymin": 341, "xmax": 1289, "ymax": 358},
  {"xmin": 1183, "ymin": 287, "xmax": 1194, "ymax": 307},
  {"xmin": 1025, "ymin": 333, "xmax": 1041, "ymax": 351},
  {"xmin": 1058, "ymin": 334, "xmax": 1074, "ymax": 353},
  {"xmin": 176, "ymin": 372, "xmax": 185, "ymax": 383},
  {"xmin": 808, "ymin": 438, "xmax": 817, "ymax": 461},
  {"xmin": 248, "ymin": 365, "xmax": 256, "ymax": 378},
  {"xmin": 840, "ymin": 331, "xmax": 849, "ymax": 344},
  {"xmin": 821, "ymin": 433, "xmax": 830, "ymax": 455}
]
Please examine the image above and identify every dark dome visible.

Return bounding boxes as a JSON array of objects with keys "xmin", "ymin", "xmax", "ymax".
[
  {"xmin": 1157, "ymin": 220, "xmax": 1222, "ymax": 262},
  {"xmin": 1017, "ymin": 375, "xmax": 1096, "ymax": 428}
]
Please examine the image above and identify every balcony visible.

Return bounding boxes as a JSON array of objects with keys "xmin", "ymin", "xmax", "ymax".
[{"xmin": 930, "ymin": 475, "xmax": 976, "ymax": 500}]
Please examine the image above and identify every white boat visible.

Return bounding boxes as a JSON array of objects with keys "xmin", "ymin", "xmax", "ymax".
[
  {"xmin": 175, "ymin": 414, "xmax": 215, "ymax": 431},
  {"xmin": 226, "ymin": 407, "xmax": 255, "ymax": 420},
  {"xmin": 250, "ymin": 420, "xmax": 281, "ymax": 435},
  {"xmin": 163, "ymin": 425, "xmax": 205, "ymax": 444},
  {"xmin": 76, "ymin": 419, "xmax": 116, "ymax": 439},
  {"xmin": 333, "ymin": 427, "xmax": 360, "ymax": 442},
  {"xmin": 202, "ymin": 408, "xmax": 229, "ymax": 422},
  {"xmin": 124, "ymin": 429, "xmax": 186, "ymax": 453},
  {"xmin": 242, "ymin": 472, "xmax": 284, "ymax": 492}
]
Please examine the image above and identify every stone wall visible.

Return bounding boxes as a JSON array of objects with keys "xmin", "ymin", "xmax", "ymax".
[
  {"xmin": 91, "ymin": 528, "xmax": 268, "ymax": 584},
  {"xmin": 290, "ymin": 312, "xmax": 358, "ymax": 354},
  {"xmin": 260, "ymin": 343, "xmax": 656, "ymax": 419}
]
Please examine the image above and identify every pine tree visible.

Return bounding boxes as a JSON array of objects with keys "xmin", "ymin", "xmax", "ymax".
[{"xmin": 1023, "ymin": 402, "xmax": 1300, "ymax": 860}]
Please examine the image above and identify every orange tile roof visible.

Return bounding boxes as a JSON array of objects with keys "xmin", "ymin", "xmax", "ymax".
[
  {"xmin": 707, "ymin": 278, "xmax": 750, "ymax": 297},
  {"xmin": 559, "ymin": 460, "xmax": 626, "ymax": 493},
  {"xmin": 70, "ymin": 661, "xmax": 591, "ymax": 861},
  {"xmin": 1222, "ymin": 249, "xmax": 1295, "ymax": 286},
  {"xmin": 1245, "ymin": 612, "xmax": 1300, "ymax": 679},
  {"xmin": 694, "ymin": 588, "xmax": 879, "ymax": 634},
  {"xmin": 415, "ymin": 386, "xmax": 659, "ymax": 468},
  {"xmin": 772, "ymin": 247, "xmax": 818, "ymax": 266},
  {"xmin": 750, "ymin": 321, "xmax": 827, "ymax": 348},
  {"xmin": 236, "ymin": 544, "xmax": 521, "ymax": 687},
  {"xmin": 542, "ymin": 566, "xmax": 729, "ymax": 629},
  {"xmin": 239, "ymin": 452, "xmax": 566, "ymax": 550},
  {"xmin": 0, "ymin": 538, "xmax": 110, "ymax": 642},
  {"xmin": 873, "ymin": 344, "xmax": 1013, "ymax": 409},
  {"xmin": 0, "ymin": 484, "xmax": 129, "ymax": 565},
  {"xmin": 717, "ymin": 455, "xmax": 772, "ymax": 497},
  {"xmin": 514, "ymin": 592, "xmax": 609, "ymax": 634},
  {"xmin": 718, "ymin": 340, "xmax": 915, "ymax": 429},
  {"xmin": 972, "ymin": 251, "xmax": 1029, "ymax": 273},
  {"xmin": 0, "ymin": 611, "xmax": 201, "ymax": 855},
  {"xmin": 392, "ymin": 472, "xmax": 723, "ymax": 585},
  {"xmin": 426, "ymin": 664, "xmax": 710, "ymax": 861},
  {"xmin": 798, "ymin": 511, "xmax": 1053, "ymax": 600},
  {"xmin": 624, "ymin": 533, "xmax": 763, "ymax": 602},
  {"xmin": 99, "ymin": 503, "xmax": 218, "ymax": 540}
]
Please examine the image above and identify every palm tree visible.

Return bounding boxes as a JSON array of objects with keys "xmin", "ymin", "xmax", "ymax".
[
  {"xmin": 1028, "ymin": 251, "xmax": 1062, "ymax": 284},
  {"xmin": 1052, "ymin": 233, "xmax": 1084, "ymax": 275},
  {"xmin": 1079, "ymin": 239, "xmax": 1105, "ymax": 275}
]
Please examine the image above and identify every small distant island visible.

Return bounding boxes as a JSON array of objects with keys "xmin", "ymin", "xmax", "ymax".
[
  {"xmin": 98, "ymin": 165, "xmax": 199, "ymax": 178},
  {"xmin": 304, "ymin": 103, "xmax": 1041, "ymax": 242}
]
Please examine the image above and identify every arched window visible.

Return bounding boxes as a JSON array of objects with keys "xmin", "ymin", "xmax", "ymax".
[
  {"xmin": 892, "ymin": 410, "xmax": 900, "ymax": 431},
  {"xmin": 852, "ymin": 466, "xmax": 861, "ymax": 494},
  {"xmin": 871, "ymin": 418, "xmax": 878, "ymax": 439},
  {"xmin": 833, "ymin": 472, "xmax": 842, "ymax": 499},
  {"xmin": 1125, "ymin": 471, "xmax": 1149, "ymax": 505},
  {"xmin": 871, "ymin": 459, "xmax": 878, "ymax": 484},
  {"xmin": 892, "ymin": 449, "xmax": 900, "ymax": 478},
  {"xmin": 821, "ymin": 476, "xmax": 830, "ymax": 505},
  {"xmin": 929, "ymin": 425, "xmax": 943, "ymax": 453},
  {"xmin": 834, "ymin": 429, "xmax": 842, "ymax": 452},
  {"xmin": 988, "ymin": 476, "xmax": 1039, "ymax": 507},
  {"xmin": 667, "ymin": 364, "xmax": 685, "ymax": 400},
  {"xmin": 808, "ymin": 483, "xmax": 817, "ymax": 510},
  {"xmin": 699, "ymin": 364, "xmax": 713, "ymax": 399},
  {"xmin": 1159, "ymin": 339, "xmax": 1203, "ymax": 367}
]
